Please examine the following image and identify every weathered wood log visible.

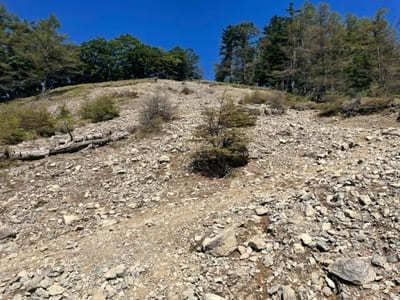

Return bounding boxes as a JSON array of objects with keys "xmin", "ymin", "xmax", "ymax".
[
  {"xmin": 49, "ymin": 138, "xmax": 111, "ymax": 155},
  {"xmin": 9, "ymin": 149, "xmax": 49, "ymax": 161},
  {"xmin": 4, "ymin": 131, "xmax": 129, "ymax": 161}
]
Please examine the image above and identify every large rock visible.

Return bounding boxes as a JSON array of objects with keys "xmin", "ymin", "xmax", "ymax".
[
  {"xmin": 328, "ymin": 258, "xmax": 376, "ymax": 285},
  {"xmin": 202, "ymin": 226, "xmax": 238, "ymax": 257}
]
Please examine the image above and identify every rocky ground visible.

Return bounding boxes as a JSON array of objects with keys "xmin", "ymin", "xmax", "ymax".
[{"xmin": 0, "ymin": 80, "xmax": 399, "ymax": 300}]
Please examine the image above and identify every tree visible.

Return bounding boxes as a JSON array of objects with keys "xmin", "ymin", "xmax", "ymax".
[
  {"xmin": 169, "ymin": 47, "xmax": 202, "ymax": 80},
  {"xmin": 215, "ymin": 22, "xmax": 259, "ymax": 84},
  {"xmin": 21, "ymin": 14, "xmax": 79, "ymax": 94}
]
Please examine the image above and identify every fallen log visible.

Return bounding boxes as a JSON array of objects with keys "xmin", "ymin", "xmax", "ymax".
[
  {"xmin": 3, "ymin": 131, "xmax": 130, "ymax": 162},
  {"xmin": 8, "ymin": 149, "xmax": 49, "ymax": 161},
  {"xmin": 49, "ymin": 138, "xmax": 111, "ymax": 155}
]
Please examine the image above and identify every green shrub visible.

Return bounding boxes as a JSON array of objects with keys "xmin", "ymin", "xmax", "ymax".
[
  {"xmin": 181, "ymin": 87, "xmax": 194, "ymax": 95},
  {"xmin": 57, "ymin": 103, "xmax": 72, "ymax": 120},
  {"xmin": 0, "ymin": 104, "xmax": 56, "ymax": 145},
  {"xmin": 192, "ymin": 95, "xmax": 254, "ymax": 178},
  {"xmin": 55, "ymin": 104, "xmax": 77, "ymax": 136},
  {"xmin": 79, "ymin": 96, "xmax": 119, "ymax": 123},
  {"xmin": 318, "ymin": 97, "xmax": 393, "ymax": 117}
]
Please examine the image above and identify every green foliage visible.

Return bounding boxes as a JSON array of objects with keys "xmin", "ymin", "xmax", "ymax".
[
  {"xmin": 57, "ymin": 103, "xmax": 72, "ymax": 120},
  {"xmin": 0, "ymin": 104, "xmax": 56, "ymax": 145},
  {"xmin": 215, "ymin": 22, "xmax": 260, "ymax": 84},
  {"xmin": 79, "ymin": 97, "xmax": 120, "ymax": 123},
  {"xmin": 0, "ymin": 3, "xmax": 202, "ymax": 101},
  {"xmin": 216, "ymin": 2, "xmax": 400, "ymax": 99},
  {"xmin": 318, "ymin": 97, "xmax": 394, "ymax": 117},
  {"xmin": 192, "ymin": 94, "xmax": 254, "ymax": 178}
]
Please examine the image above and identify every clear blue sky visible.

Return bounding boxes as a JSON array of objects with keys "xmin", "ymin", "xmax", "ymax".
[{"xmin": 2, "ymin": 0, "xmax": 399, "ymax": 80}]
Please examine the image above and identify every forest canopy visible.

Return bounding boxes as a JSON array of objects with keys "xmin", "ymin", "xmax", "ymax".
[
  {"xmin": 0, "ymin": 4, "xmax": 202, "ymax": 100},
  {"xmin": 215, "ymin": 1, "xmax": 400, "ymax": 100}
]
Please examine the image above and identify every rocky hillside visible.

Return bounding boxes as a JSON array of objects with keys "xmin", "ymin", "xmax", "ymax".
[{"xmin": 0, "ymin": 80, "xmax": 399, "ymax": 300}]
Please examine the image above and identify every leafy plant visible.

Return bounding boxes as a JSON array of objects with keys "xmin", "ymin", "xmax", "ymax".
[
  {"xmin": 191, "ymin": 93, "xmax": 255, "ymax": 178},
  {"xmin": 79, "ymin": 96, "xmax": 119, "ymax": 123},
  {"xmin": 0, "ymin": 104, "xmax": 56, "ymax": 145}
]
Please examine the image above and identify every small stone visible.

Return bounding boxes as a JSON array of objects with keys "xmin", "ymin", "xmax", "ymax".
[
  {"xmin": 263, "ymin": 255, "xmax": 274, "ymax": 267},
  {"xmin": 248, "ymin": 235, "xmax": 266, "ymax": 251},
  {"xmin": 359, "ymin": 195, "xmax": 372, "ymax": 206},
  {"xmin": 325, "ymin": 276, "xmax": 336, "ymax": 289},
  {"xmin": 63, "ymin": 215, "xmax": 80, "ymax": 225},
  {"xmin": 114, "ymin": 264, "xmax": 126, "ymax": 277},
  {"xmin": 322, "ymin": 287, "xmax": 333, "ymax": 297},
  {"xmin": 386, "ymin": 255, "xmax": 399, "ymax": 264},
  {"xmin": 92, "ymin": 289, "xmax": 106, "ymax": 300},
  {"xmin": 268, "ymin": 285, "xmax": 280, "ymax": 295},
  {"xmin": 48, "ymin": 283, "xmax": 65, "ymax": 296},
  {"xmin": 371, "ymin": 255, "xmax": 387, "ymax": 268},
  {"xmin": 316, "ymin": 240, "xmax": 330, "ymax": 252},
  {"xmin": 24, "ymin": 277, "xmax": 41, "ymax": 292},
  {"xmin": 255, "ymin": 207, "xmax": 268, "ymax": 216},
  {"xmin": 321, "ymin": 222, "xmax": 332, "ymax": 231},
  {"xmin": 344, "ymin": 209, "xmax": 359, "ymax": 219},
  {"xmin": 102, "ymin": 219, "xmax": 117, "ymax": 227},
  {"xmin": 203, "ymin": 294, "xmax": 225, "ymax": 300},
  {"xmin": 182, "ymin": 289, "xmax": 197, "ymax": 300},
  {"xmin": 294, "ymin": 243, "xmax": 305, "ymax": 254},
  {"xmin": 299, "ymin": 233, "xmax": 314, "ymax": 247},
  {"xmin": 158, "ymin": 155, "xmax": 170, "ymax": 163},
  {"xmin": 104, "ymin": 269, "xmax": 117, "ymax": 280},
  {"xmin": 305, "ymin": 204, "xmax": 315, "ymax": 217},
  {"xmin": 40, "ymin": 277, "xmax": 52, "ymax": 289},
  {"xmin": 281, "ymin": 286, "xmax": 296, "ymax": 300}
]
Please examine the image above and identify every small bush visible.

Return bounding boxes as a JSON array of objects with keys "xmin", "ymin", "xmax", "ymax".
[
  {"xmin": 243, "ymin": 91, "xmax": 287, "ymax": 115},
  {"xmin": 57, "ymin": 103, "xmax": 72, "ymax": 120},
  {"xmin": 0, "ymin": 104, "xmax": 56, "ymax": 145},
  {"xmin": 318, "ymin": 97, "xmax": 393, "ymax": 117},
  {"xmin": 192, "ymin": 95, "xmax": 254, "ymax": 178},
  {"xmin": 79, "ymin": 96, "xmax": 119, "ymax": 123},
  {"xmin": 138, "ymin": 94, "xmax": 176, "ymax": 134},
  {"xmin": 55, "ymin": 104, "xmax": 76, "ymax": 136},
  {"xmin": 290, "ymin": 102, "xmax": 318, "ymax": 111},
  {"xmin": 181, "ymin": 87, "xmax": 194, "ymax": 95}
]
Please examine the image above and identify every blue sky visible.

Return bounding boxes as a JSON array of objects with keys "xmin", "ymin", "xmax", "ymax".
[{"xmin": 2, "ymin": 0, "xmax": 399, "ymax": 80}]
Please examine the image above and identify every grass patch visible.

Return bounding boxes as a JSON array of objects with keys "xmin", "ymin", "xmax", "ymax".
[
  {"xmin": 79, "ymin": 96, "xmax": 120, "ymax": 123},
  {"xmin": 0, "ymin": 103, "xmax": 56, "ymax": 145}
]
